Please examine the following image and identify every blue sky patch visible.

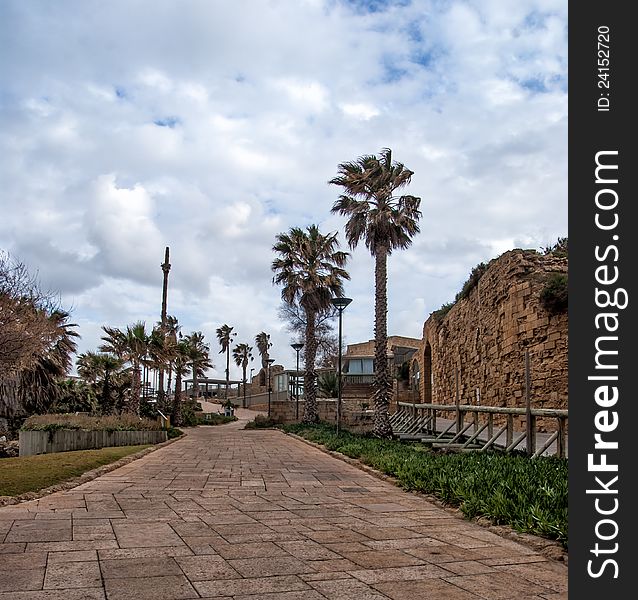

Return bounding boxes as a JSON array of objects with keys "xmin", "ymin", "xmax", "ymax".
[{"xmin": 153, "ymin": 116, "xmax": 180, "ymax": 128}]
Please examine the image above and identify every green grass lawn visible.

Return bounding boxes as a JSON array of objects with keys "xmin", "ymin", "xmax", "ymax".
[{"xmin": 0, "ymin": 445, "xmax": 151, "ymax": 497}]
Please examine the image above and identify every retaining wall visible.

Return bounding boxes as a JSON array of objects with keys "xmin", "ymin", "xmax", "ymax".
[{"xmin": 19, "ymin": 429, "xmax": 168, "ymax": 457}]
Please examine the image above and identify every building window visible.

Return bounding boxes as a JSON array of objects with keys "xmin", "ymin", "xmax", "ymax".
[{"xmin": 345, "ymin": 358, "xmax": 374, "ymax": 374}]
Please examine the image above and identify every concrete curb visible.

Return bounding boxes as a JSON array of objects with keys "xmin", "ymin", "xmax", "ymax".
[{"xmin": 284, "ymin": 430, "xmax": 568, "ymax": 565}]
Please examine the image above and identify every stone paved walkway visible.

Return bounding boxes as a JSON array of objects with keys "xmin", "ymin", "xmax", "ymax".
[{"xmin": 0, "ymin": 411, "xmax": 567, "ymax": 599}]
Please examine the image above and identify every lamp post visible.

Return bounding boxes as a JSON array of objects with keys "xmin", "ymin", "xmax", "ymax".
[
  {"xmin": 267, "ymin": 358, "xmax": 275, "ymax": 418},
  {"xmin": 330, "ymin": 296, "xmax": 352, "ymax": 435},
  {"xmin": 249, "ymin": 367, "xmax": 255, "ymax": 407},
  {"xmin": 291, "ymin": 342, "xmax": 304, "ymax": 421}
]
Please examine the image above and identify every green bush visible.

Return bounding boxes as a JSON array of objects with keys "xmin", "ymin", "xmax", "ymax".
[
  {"xmin": 196, "ymin": 414, "xmax": 236, "ymax": 426},
  {"xmin": 540, "ymin": 273, "xmax": 568, "ymax": 313},
  {"xmin": 244, "ymin": 414, "xmax": 279, "ymax": 429},
  {"xmin": 284, "ymin": 423, "xmax": 568, "ymax": 547}
]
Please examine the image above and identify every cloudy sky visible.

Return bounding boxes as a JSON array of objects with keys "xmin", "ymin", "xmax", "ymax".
[{"xmin": 0, "ymin": 0, "xmax": 567, "ymax": 380}]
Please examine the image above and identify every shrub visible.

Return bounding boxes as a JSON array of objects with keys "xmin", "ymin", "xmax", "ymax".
[
  {"xmin": 244, "ymin": 414, "xmax": 278, "ymax": 429},
  {"xmin": 455, "ymin": 261, "xmax": 491, "ymax": 302},
  {"xmin": 540, "ymin": 273, "xmax": 568, "ymax": 313},
  {"xmin": 196, "ymin": 414, "xmax": 236, "ymax": 426}
]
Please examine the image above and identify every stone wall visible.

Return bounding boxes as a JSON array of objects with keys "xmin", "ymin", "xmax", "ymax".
[
  {"xmin": 269, "ymin": 400, "xmax": 374, "ymax": 433},
  {"xmin": 413, "ymin": 249, "xmax": 567, "ymax": 430}
]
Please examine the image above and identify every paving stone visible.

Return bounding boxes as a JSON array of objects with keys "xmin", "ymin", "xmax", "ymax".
[
  {"xmin": 0, "ymin": 589, "xmax": 106, "ymax": 599},
  {"xmin": 175, "ymin": 555, "xmax": 241, "ymax": 580},
  {"xmin": 100, "ymin": 557, "xmax": 182, "ymax": 578},
  {"xmin": 0, "ymin": 551, "xmax": 46, "ymax": 570},
  {"xmin": 443, "ymin": 572, "xmax": 552, "ymax": 599},
  {"xmin": 0, "ymin": 416, "xmax": 567, "ymax": 599},
  {"xmin": 308, "ymin": 578, "xmax": 390, "ymax": 599},
  {"xmin": 43, "ymin": 560, "xmax": 102, "ymax": 589},
  {"xmin": 104, "ymin": 575, "xmax": 198, "ymax": 600},
  {"xmin": 47, "ymin": 550, "xmax": 98, "ymax": 563},
  {"xmin": 227, "ymin": 556, "xmax": 316, "ymax": 577},
  {"xmin": 0, "ymin": 568, "xmax": 45, "ymax": 592},
  {"xmin": 193, "ymin": 574, "xmax": 310, "ymax": 597},
  {"xmin": 373, "ymin": 578, "xmax": 480, "ymax": 599},
  {"xmin": 340, "ymin": 549, "xmax": 426, "ymax": 569}
]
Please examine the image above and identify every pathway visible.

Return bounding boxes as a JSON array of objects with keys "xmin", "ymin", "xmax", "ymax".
[{"xmin": 0, "ymin": 411, "xmax": 567, "ymax": 599}]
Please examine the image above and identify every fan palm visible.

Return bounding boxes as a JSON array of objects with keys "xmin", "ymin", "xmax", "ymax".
[
  {"xmin": 330, "ymin": 148, "xmax": 421, "ymax": 437},
  {"xmin": 100, "ymin": 321, "xmax": 149, "ymax": 415},
  {"xmin": 272, "ymin": 225, "xmax": 349, "ymax": 423},
  {"xmin": 232, "ymin": 343, "xmax": 253, "ymax": 408},
  {"xmin": 19, "ymin": 309, "xmax": 79, "ymax": 415},
  {"xmin": 76, "ymin": 351, "xmax": 123, "ymax": 414},
  {"xmin": 216, "ymin": 324, "xmax": 236, "ymax": 399},
  {"xmin": 255, "ymin": 330, "xmax": 272, "ymax": 378}
]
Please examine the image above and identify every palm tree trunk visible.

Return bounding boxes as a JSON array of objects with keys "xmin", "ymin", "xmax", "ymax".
[
  {"xmin": 242, "ymin": 362, "xmax": 247, "ymax": 408},
  {"xmin": 225, "ymin": 348, "xmax": 230, "ymax": 398},
  {"xmin": 130, "ymin": 364, "xmax": 141, "ymax": 416},
  {"xmin": 172, "ymin": 371, "xmax": 183, "ymax": 426},
  {"xmin": 373, "ymin": 246, "xmax": 393, "ymax": 438},
  {"xmin": 102, "ymin": 369, "xmax": 112, "ymax": 415},
  {"xmin": 302, "ymin": 309, "xmax": 319, "ymax": 423},
  {"xmin": 192, "ymin": 368, "xmax": 199, "ymax": 404}
]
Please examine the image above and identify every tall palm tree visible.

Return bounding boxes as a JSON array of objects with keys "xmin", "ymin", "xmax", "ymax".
[
  {"xmin": 216, "ymin": 324, "xmax": 236, "ymax": 399},
  {"xmin": 330, "ymin": 147, "xmax": 421, "ymax": 437},
  {"xmin": 232, "ymin": 343, "xmax": 253, "ymax": 408},
  {"xmin": 171, "ymin": 339, "xmax": 191, "ymax": 426},
  {"xmin": 163, "ymin": 315, "xmax": 180, "ymax": 401},
  {"xmin": 183, "ymin": 331, "xmax": 212, "ymax": 402},
  {"xmin": 255, "ymin": 332, "xmax": 271, "ymax": 369},
  {"xmin": 100, "ymin": 321, "xmax": 149, "ymax": 415},
  {"xmin": 272, "ymin": 225, "xmax": 349, "ymax": 424}
]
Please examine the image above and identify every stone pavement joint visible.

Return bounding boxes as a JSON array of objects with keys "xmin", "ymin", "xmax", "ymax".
[{"xmin": 0, "ymin": 408, "xmax": 567, "ymax": 599}]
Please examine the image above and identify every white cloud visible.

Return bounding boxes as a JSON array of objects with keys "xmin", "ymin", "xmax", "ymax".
[{"xmin": 0, "ymin": 0, "xmax": 567, "ymax": 376}]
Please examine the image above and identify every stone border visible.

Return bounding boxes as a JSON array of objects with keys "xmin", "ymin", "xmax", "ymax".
[
  {"xmin": 284, "ymin": 430, "xmax": 568, "ymax": 564},
  {"xmin": 0, "ymin": 432, "xmax": 186, "ymax": 507}
]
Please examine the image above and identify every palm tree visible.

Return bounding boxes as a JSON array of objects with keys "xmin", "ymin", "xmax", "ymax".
[
  {"xmin": 255, "ymin": 331, "xmax": 272, "ymax": 370},
  {"xmin": 171, "ymin": 339, "xmax": 191, "ymax": 426},
  {"xmin": 183, "ymin": 331, "xmax": 212, "ymax": 402},
  {"xmin": 163, "ymin": 315, "xmax": 180, "ymax": 401},
  {"xmin": 272, "ymin": 225, "xmax": 349, "ymax": 424},
  {"xmin": 76, "ymin": 351, "xmax": 123, "ymax": 414},
  {"xmin": 216, "ymin": 324, "xmax": 236, "ymax": 399},
  {"xmin": 330, "ymin": 147, "xmax": 421, "ymax": 437},
  {"xmin": 100, "ymin": 321, "xmax": 149, "ymax": 415},
  {"xmin": 232, "ymin": 343, "xmax": 253, "ymax": 408},
  {"xmin": 19, "ymin": 309, "xmax": 80, "ymax": 415}
]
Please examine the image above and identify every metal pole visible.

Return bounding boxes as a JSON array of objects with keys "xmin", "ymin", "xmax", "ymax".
[
  {"xmin": 337, "ymin": 307, "xmax": 343, "ymax": 435},
  {"xmin": 268, "ymin": 363, "xmax": 272, "ymax": 418},
  {"xmin": 295, "ymin": 349, "xmax": 300, "ymax": 420}
]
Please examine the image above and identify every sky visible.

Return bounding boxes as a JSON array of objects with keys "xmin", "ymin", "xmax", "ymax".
[{"xmin": 0, "ymin": 0, "xmax": 567, "ymax": 381}]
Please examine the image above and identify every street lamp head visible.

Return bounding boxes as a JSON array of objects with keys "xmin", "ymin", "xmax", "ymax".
[
  {"xmin": 291, "ymin": 342, "xmax": 304, "ymax": 351},
  {"xmin": 331, "ymin": 296, "xmax": 353, "ymax": 311},
  {"xmin": 267, "ymin": 358, "xmax": 275, "ymax": 365}
]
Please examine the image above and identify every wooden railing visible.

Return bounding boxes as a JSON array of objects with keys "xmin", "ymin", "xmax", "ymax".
[{"xmin": 392, "ymin": 401, "xmax": 568, "ymax": 458}]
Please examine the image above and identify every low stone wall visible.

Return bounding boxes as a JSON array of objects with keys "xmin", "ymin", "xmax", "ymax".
[
  {"xmin": 19, "ymin": 429, "xmax": 168, "ymax": 457},
  {"xmin": 269, "ymin": 400, "xmax": 375, "ymax": 433}
]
